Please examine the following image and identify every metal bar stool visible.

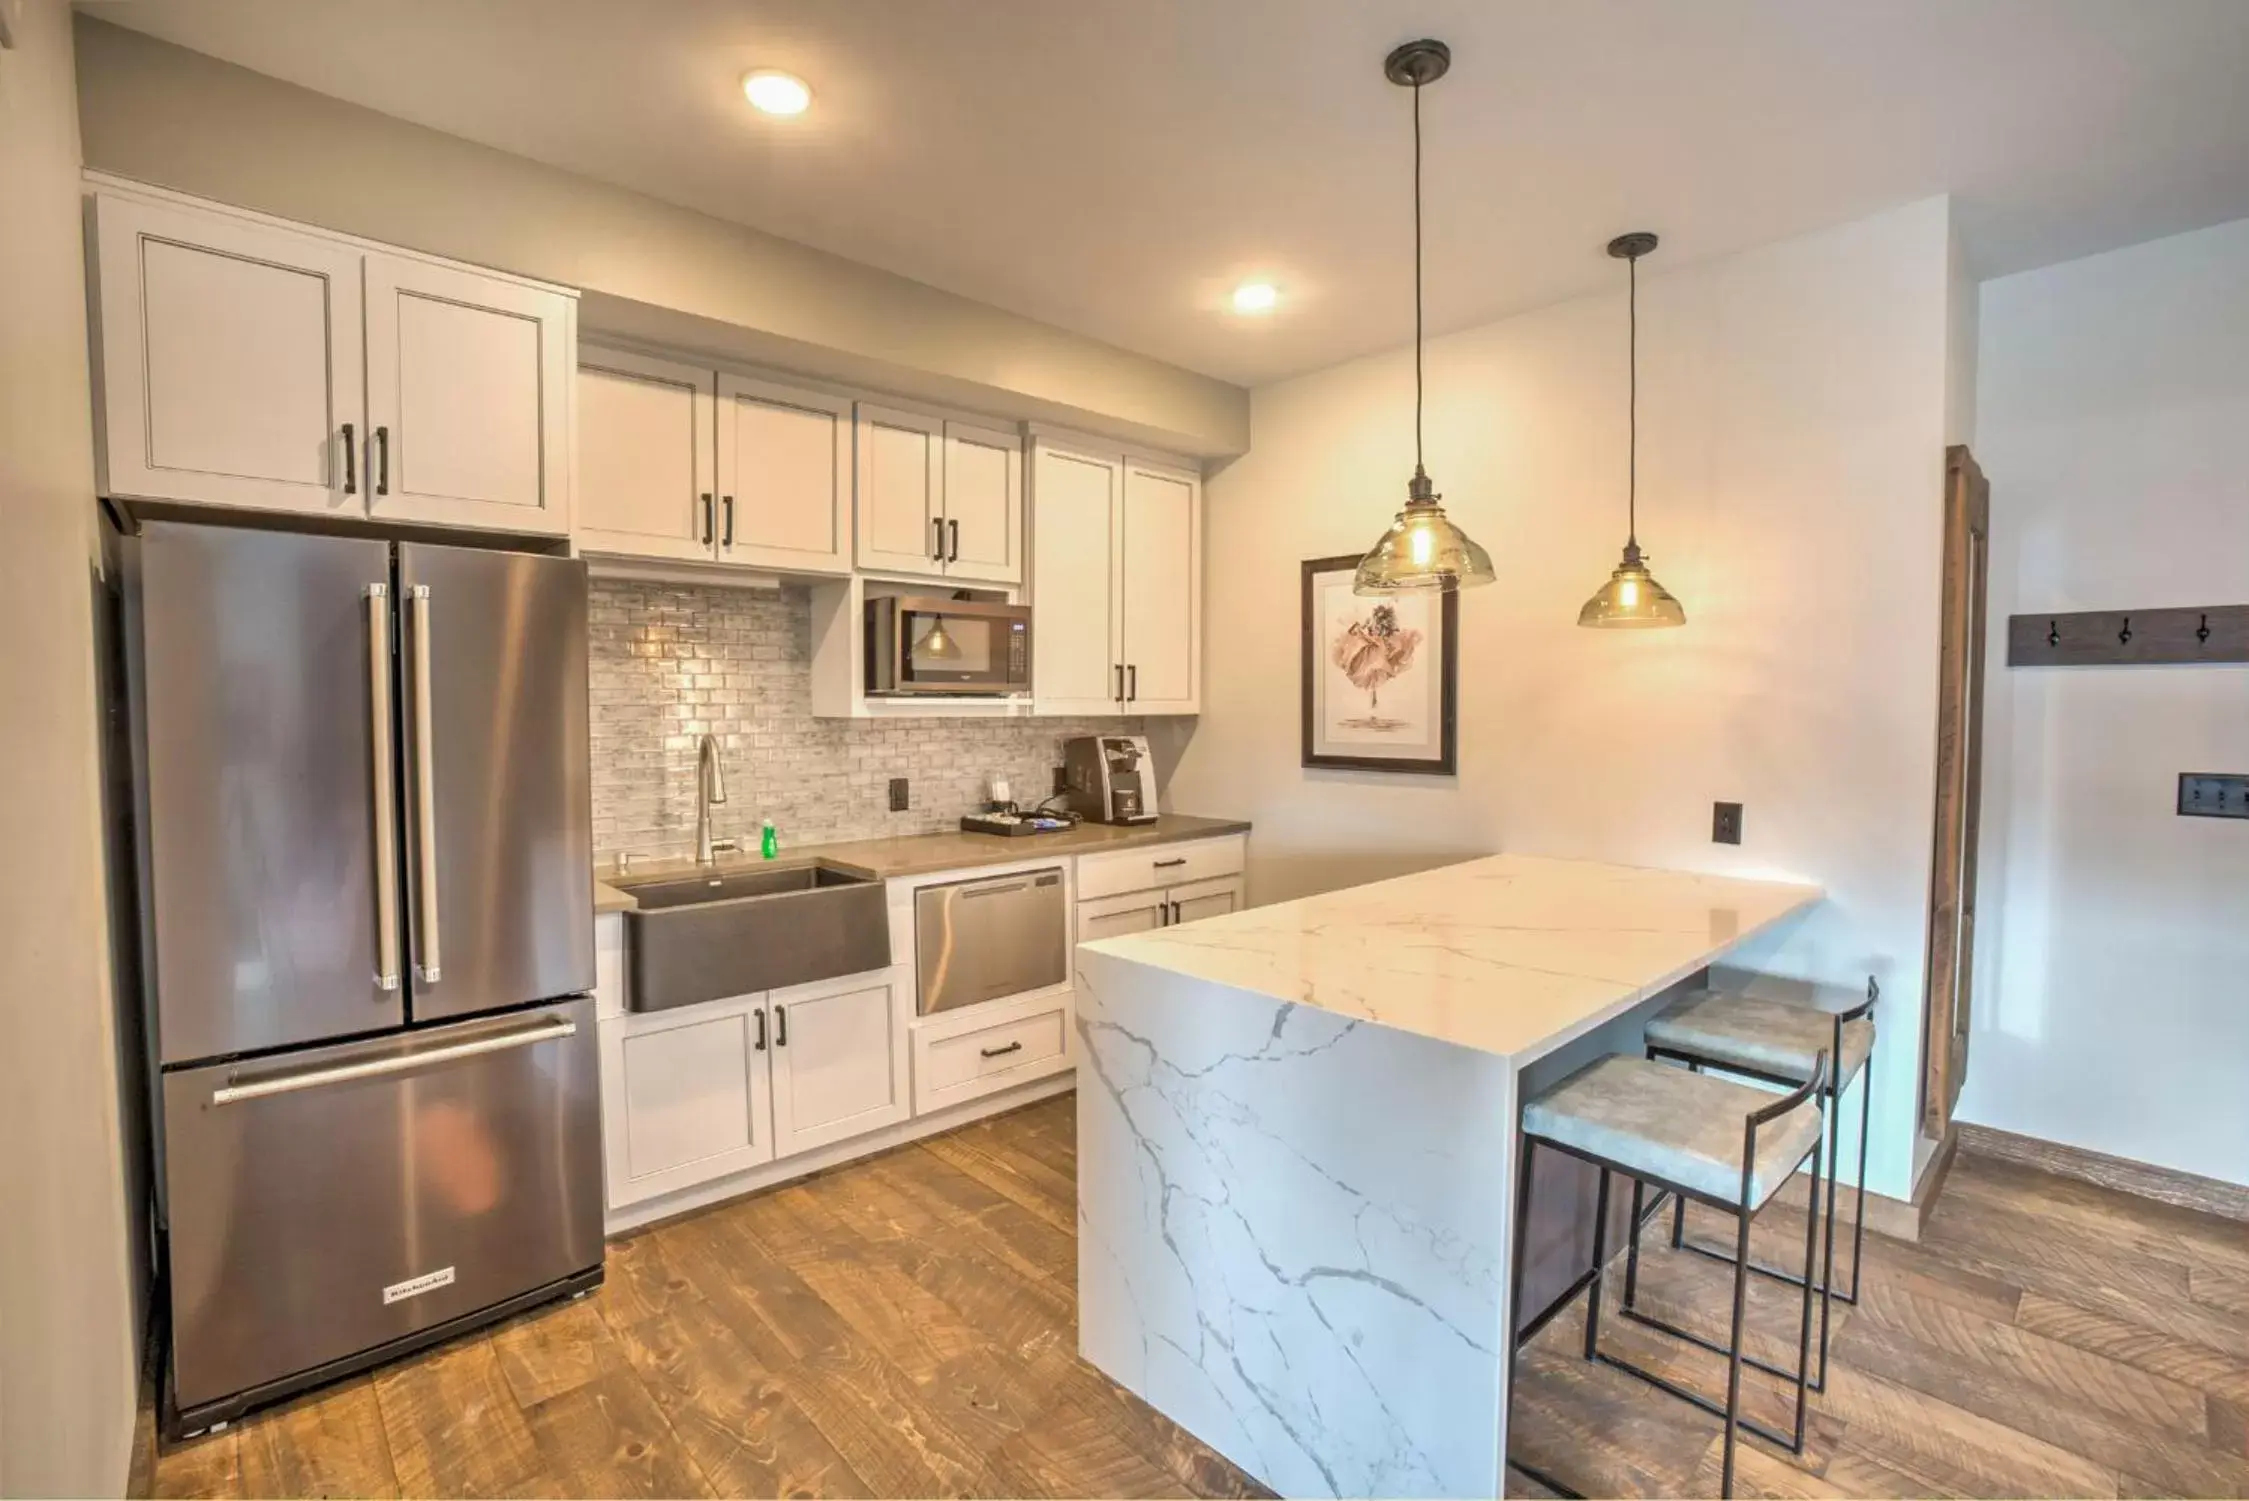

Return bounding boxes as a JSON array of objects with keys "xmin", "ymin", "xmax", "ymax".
[
  {"xmin": 1510, "ymin": 1050, "xmax": 1828, "ymax": 1498},
  {"xmin": 1632, "ymin": 976, "xmax": 1877, "ymax": 1391}
]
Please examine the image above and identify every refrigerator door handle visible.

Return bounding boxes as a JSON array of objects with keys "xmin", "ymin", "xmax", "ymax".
[
  {"xmin": 408, "ymin": 584, "xmax": 443, "ymax": 984},
  {"xmin": 209, "ymin": 1017, "xmax": 578, "ymax": 1106},
  {"xmin": 367, "ymin": 584, "xmax": 402, "ymax": 992}
]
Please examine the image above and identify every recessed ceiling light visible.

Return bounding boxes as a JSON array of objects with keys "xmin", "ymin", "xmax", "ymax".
[
  {"xmin": 1231, "ymin": 282, "xmax": 1280, "ymax": 315},
  {"xmin": 742, "ymin": 70, "xmax": 811, "ymax": 116}
]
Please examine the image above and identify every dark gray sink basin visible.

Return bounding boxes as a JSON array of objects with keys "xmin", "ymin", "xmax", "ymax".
[{"xmin": 620, "ymin": 861, "xmax": 890, "ymax": 1012}]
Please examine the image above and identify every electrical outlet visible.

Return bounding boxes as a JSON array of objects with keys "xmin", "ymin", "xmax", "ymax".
[
  {"xmin": 2178, "ymin": 772, "xmax": 2249, "ymax": 820},
  {"xmin": 1712, "ymin": 801, "xmax": 1744, "ymax": 845},
  {"xmin": 1053, "ymin": 765, "xmax": 1069, "ymax": 794},
  {"xmin": 889, "ymin": 777, "xmax": 910, "ymax": 812}
]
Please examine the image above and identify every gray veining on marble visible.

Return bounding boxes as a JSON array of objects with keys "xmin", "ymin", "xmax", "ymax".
[{"xmin": 1076, "ymin": 948, "xmax": 1518, "ymax": 1499}]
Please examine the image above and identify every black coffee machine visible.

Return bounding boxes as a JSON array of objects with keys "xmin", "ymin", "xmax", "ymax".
[{"xmin": 1061, "ymin": 734, "xmax": 1159, "ymax": 825}]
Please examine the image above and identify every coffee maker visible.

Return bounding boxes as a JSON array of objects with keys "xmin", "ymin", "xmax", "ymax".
[{"xmin": 1061, "ymin": 734, "xmax": 1159, "ymax": 825}]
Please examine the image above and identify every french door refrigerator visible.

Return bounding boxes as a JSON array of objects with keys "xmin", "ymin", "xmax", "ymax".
[{"xmin": 122, "ymin": 521, "xmax": 602, "ymax": 1436}]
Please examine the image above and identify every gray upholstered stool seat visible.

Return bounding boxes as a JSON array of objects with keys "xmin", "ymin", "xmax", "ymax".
[
  {"xmin": 1646, "ymin": 990, "xmax": 1872, "ymax": 1088},
  {"xmin": 1521, "ymin": 1054, "xmax": 1823, "ymax": 1209}
]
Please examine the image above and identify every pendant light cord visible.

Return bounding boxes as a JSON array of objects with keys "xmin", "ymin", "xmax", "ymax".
[
  {"xmin": 1412, "ymin": 78, "xmax": 1425, "ymax": 478},
  {"xmin": 1627, "ymin": 247, "xmax": 1638, "ymax": 547}
]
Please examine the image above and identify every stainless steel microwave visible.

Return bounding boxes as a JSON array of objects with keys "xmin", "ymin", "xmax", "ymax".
[{"xmin": 865, "ymin": 596, "xmax": 1032, "ymax": 696}]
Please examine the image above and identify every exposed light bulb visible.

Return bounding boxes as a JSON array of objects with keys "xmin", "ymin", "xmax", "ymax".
[
  {"xmin": 1619, "ymin": 578, "xmax": 1639, "ymax": 608},
  {"xmin": 742, "ymin": 70, "xmax": 811, "ymax": 116},
  {"xmin": 1410, "ymin": 524, "xmax": 1434, "ymax": 566}
]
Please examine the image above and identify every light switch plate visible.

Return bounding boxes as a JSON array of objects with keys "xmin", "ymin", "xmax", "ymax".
[{"xmin": 2178, "ymin": 773, "xmax": 2249, "ymax": 820}]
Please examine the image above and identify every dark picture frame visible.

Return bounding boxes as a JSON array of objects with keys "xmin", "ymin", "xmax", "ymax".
[{"xmin": 1300, "ymin": 554, "xmax": 1459, "ymax": 775}]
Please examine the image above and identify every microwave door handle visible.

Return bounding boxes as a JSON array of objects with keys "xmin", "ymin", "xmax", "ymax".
[
  {"xmin": 408, "ymin": 584, "xmax": 442, "ymax": 984},
  {"xmin": 366, "ymin": 584, "xmax": 401, "ymax": 992}
]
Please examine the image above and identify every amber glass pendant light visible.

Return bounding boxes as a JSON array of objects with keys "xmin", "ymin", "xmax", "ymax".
[
  {"xmin": 1578, "ymin": 232, "xmax": 1686, "ymax": 628},
  {"xmin": 1353, "ymin": 40, "xmax": 1495, "ymax": 596}
]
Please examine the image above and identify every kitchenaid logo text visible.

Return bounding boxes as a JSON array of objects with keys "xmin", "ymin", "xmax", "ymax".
[{"xmin": 382, "ymin": 1266, "xmax": 457, "ymax": 1305}]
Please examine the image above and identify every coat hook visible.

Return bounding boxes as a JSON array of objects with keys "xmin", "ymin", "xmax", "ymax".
[
  {"xmin": 2198, "ymin": 613, "xmax": 2212, "ymax": 644},
  {"xmin": 2047, "ymin": 619, "xmax": 2059, "ymax": 647},
  {"xmin": 2119, "ymin": 616, "xmax": 2132, "ymax": 645}
]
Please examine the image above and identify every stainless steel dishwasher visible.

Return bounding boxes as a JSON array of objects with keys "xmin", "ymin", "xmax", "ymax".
[{"xmin": 914, "ymin": 867, "xmax": 1068, "ymax": 1015}]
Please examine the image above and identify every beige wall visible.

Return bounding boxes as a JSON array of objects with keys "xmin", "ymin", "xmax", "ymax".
[
  {"xmin": 0, "ymin": 0, "xmax": 141, "ymax": 1494},
  {"xmin": 1161, "ymin": 198, "xmax": 1962, "ymax": 1200},
  {"xmin": 70, "ymin": 16, "xmax": 1247, "ymax": 460}
]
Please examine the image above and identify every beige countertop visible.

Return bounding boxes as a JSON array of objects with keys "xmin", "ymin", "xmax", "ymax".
[
  {"xmin": 1080, "ymin": 853, "xmax": 1821, "ymax": 1064},
  {"xmin": 591, "ymin": 813, "xmax": 1252, "ymax": 911}
]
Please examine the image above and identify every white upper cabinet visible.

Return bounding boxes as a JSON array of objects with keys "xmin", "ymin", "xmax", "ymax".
[
  {"xmin": 364, "ymin": 254, "xmax": 572, "ymax": 536},
  {"xmin": 854, "ymin": 403, "xmax": 946, "ymax": 576},
  {"xmin": 1031, "ymin": 440, "xmax": 1202, "ymax": 716},
  {"xmin": 854, "ymin": 406, "xmax": 1026, "ymax": 584},
  {"xmin": 717, "ymin": 374, "xmax": 852, "ymax": 575},
  {"xmin": 941, "ymin": 421, "xmax": 1024, "ymax": 585},
  {"xmin": 92, "ymin": 193, "xmax": 365, "ymax": 517},
  {"xmin": 1031, "ymin": 443, "xmax": 1126, "ymax": 715},
  {"xmin": 87, "ymin": 185, "xmax": 575, "ymax": 536},
  {"xmin": 1119, "ymin": 460, "xmax": 1202, "ymax": 713},
  {"xmin": 576, "ymin": 346, "xmax": 717, "ymax": 563}
]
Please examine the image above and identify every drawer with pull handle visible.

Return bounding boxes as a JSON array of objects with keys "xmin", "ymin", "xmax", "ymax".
[
  {"xmin": 1075, "ymin": 835, "xmax": 1245, "ymax": 901},
  {"xmin": 913, "ymin": 998, "xmax": 1070, "ymax": 1113}
]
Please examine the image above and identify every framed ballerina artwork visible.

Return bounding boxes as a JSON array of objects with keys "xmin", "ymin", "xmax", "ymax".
[{"xmin": 1299, "ymin": 554, "xmax": 1459, "ymax": 775}]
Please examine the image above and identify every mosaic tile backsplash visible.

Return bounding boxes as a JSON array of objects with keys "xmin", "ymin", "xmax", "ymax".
[{"xmin": 589, "ymin": 580, "xmax": 1147, "ymax": 862}]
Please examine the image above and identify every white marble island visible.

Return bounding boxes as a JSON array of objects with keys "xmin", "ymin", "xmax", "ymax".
[{"xmin": 1074, "ymin": 853, "xmax": 1821, "ymax": 1499}]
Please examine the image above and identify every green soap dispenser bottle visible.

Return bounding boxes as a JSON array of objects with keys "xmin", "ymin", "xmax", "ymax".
[{"xmin": 760, "ymin": 818, "xmax": 778, "ymax": 860}]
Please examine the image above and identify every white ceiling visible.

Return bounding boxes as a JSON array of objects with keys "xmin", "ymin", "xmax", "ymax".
[{"xmin": 81, "ymin": 0, "xmax": 2249, "ymax": 387}]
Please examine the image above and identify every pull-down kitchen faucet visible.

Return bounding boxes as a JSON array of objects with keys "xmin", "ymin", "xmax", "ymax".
[{"xmin": 695, "ymin": 733, "xmax": 730, "ymax": 865}]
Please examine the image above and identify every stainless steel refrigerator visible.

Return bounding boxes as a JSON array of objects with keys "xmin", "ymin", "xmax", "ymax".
[{"xmin": 121, "ymin": 521, "xmax": 603, "ymax": 1436}]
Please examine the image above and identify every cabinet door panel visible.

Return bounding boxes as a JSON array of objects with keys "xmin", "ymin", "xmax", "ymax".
[
  {"xmin": 1170, "ymin": 875, "xmax": 1245, "ymax": 926},
  {"xmin": 855, "ymin": 404, "xmax": 945, "ymax": 577},
  {"xmin": 366, "ymin": 254, "xmax": 571, "ymax": 535},
  {"xmin": 577, "ymin": 347, "xmax": 715, "ymax": 562},
  {"xmin": 93, "ymin": 194, "xmax": 363, "ymax": 516},
  {"xmin": 599, "ymin": 999, "xmax": 774, "ymax": 1209},
  {"xmin": 769, "ymin": 974, "xmax": 908, "ymax": 1158},
  {"xmin": 1120, "ymin": 462, "xmax": 1200, "ymax": 713},
  {"xmin": 717, "ymin": 375, "xmax": 850, "ymax": 574},
  {"xmin": 1076, "ymin": 891, "xmax": 1165, "ymax": 946},
  {"xmin": 943, "ymin": 421, "xmax": 1023, "ymax": 584},
  {"xmin": 1031, "ymin": 444, "xmax": 1125, "ymax": 716}
]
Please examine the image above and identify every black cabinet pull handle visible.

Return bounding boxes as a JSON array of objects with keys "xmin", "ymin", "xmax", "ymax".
[
  {"xmin": 979, "ymin": 1040, "xmax": 1024, "ymax": 1059},
  {"xmin": 341, "ymin": 423, "xmax": 357, "ymax": 495},
  {"xmin": 701, "ymin": 493, "xmax": 714, "ymax": 545},
  {"xmin": 775, "ymin": 1005, "xmax": 787, "ymax": 1047},
  {"xmin": 1153, "ymin": 857, "xmax": 1186, "ymax": 868},
  {"xmin": 1127, "ymin": 663, "xmax": 1138, "ymax": 701},
  {"xmin": 722, "ymin": 494, "xmax": 735, "ymax": 547},
  {"xmin": 1168, "ymin": 900, "xmax": 1182, "ymax": 924},
  {"xmin": 1113, "ymin": 664, "xmax": 1125, "ymax": 701},
  {"xmin": 374, "ymin": 426, "xmax": 390, "ymax": 495},
  {"xmin": 754, "ymin": 1008, "xmax": 767, "ymax": 1051},
  {"xmin": 948, "ymin": 518, "xmax": 960, "ymax": 562},
  {"xmin": 933, "ymin": 517, "xmax": 945, "ymax": 561}
]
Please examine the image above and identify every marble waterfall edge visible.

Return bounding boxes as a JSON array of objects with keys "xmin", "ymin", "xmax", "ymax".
[{"xmin": 1075, "ymin": 947, "xmax": 1519, "ymax": 1499}]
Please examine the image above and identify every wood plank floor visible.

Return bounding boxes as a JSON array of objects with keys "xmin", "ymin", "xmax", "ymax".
[{"xmin": 138, "ymin": 1097, "xmax": 2249, "ymax": 1498}]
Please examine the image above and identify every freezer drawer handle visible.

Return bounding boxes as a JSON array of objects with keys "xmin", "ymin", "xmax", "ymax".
[
  {"xmin": 366, "ymin": 583, "xmax": 402, "ymax": 993},
  {"xmin": 408, "ymin": 584, "xmax": 442, "ymax": 983},
  {"xmin": 209, "ymin": 1018, "xmax": 577, "ymax": 1106}
]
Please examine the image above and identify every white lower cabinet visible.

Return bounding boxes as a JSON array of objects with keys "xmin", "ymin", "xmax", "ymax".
[
  {"xmin": 769, "ymin": 971, "xmax": 910, "ymax": 1158},
  {"xmin": 598, "ymin": 995, "xmax": 774, "ymax": 1209},
  {"xmin": 595, "ymin": 967, "xmax": 905, "ymax": 1211},
  {"xmin": 911, "ymin": 989, "xmax": 1076, "ymax": 1116}
]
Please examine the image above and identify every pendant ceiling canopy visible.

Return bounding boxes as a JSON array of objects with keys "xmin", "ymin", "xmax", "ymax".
[
  {"xmin": 1579, "ymin": 231, "xmax": 1686, "ymax": 628},
  {"xmin": 1353, "ymin": 39, "xmax": 1494, "ymax": 597}
]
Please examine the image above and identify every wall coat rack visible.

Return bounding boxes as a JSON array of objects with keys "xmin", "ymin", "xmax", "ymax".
[{"xmin": 2006, "ymin": 604, "xmax": 2249, "ymax": 667}]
